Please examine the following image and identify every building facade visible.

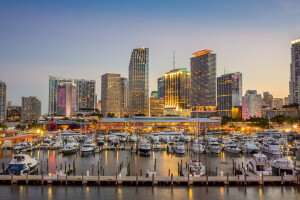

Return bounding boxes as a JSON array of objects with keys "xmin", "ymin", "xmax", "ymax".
[
  {"xmin": 57, "ymin": 82, "xmax": 76, "ymax": 118},
  {"xmin": 101, "ymin": 73, "xmax": 122, "ymax": 118},
  {"xmin": 262, "ymin": 91, "xmax": 273, "ymax": 107},
  {"xmin": 190, "ymin": 50, "xmax": 217, "ymax": 117},
  {"xmin": 6, "ymin": 105, "xmax": 21, "ymax": 122},
  {"xmin": 48, "ymin": 76, "xmax": 72, "ymax": 116},
  {"xmin": 148, "ymin": 97, "xmax": 164, "ymax": 117},
  {"xmin": 128, "ymin": 48, "xmax": 149, "ymax": 116},
  {"xmin": 0, "ymin": 81, "xmax": 7, "ymax": 122},
  {"xmin": 242, "ymin": 90, "xmax": 262, "ymax": 119},
  {"xmin": 157, "ymin": 76, "xmax": 164, "ymax": 98},
  {"xmin": 121, "ymin": 77, "xmax": 129, "ymax": 116},
  {"xmin": 74, "ymin": 79, "xmax": 96, "ymax": 112},
  {"xmin": 289, "ymin": 37, "xmax": 300, "ymax": 104},
  {"xmin": 271, "ymin": 98, "xmax": 284, "ymax": 110},
  {"xmin": 217, "ymin": 72, "xmax": 242, "ymax": 117},
  {"xmin": 21, "ymin": 96, "xmax": 41, "ymax": 121}
]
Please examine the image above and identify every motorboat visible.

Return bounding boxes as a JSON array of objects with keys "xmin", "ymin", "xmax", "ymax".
[
  {"xmin": 62, "ymin": 138, "xmax": 78, "ymax": 154},
  {"xmin": 97, "ymin": 136, "xmax": 105, "ymax": 146},
  {"xmin": 184, "ymin": 135, "xmax": 191, "ymax": 143},
  {"xmin": 53, "ymin": 137, "xmax": 64, "ymax": 148},
  {"xmin": 174, "ymin": 136, "xmax": 180, "ymax": 142},
  {"xmin": 191, "ymin": 142, "xmax": 205, "ymax": 153},
  {"xmin": 243, "ymin": 141, "xmax": 260, "ymax": 153},
  {"xmin": 5, "ymin": 154, "xmax": 38, "ymax": 175},
  {"xmin": 139, "ymin": 140, "xmax": 151, "ymax": 155},
  {"xmin": 40, "ymin": 138, "xmax": 52, "ymax": 147},
  {"xmin": 152, "ymin": 141, "xmax": 164, "ymax": 150},
  {"xmin": 225, "ymin": 143, "xmax": 241, "ymax": 154},
  {"xmin": 108, "ymin": 135, "xmax": 117, "ymax": 143},
  {"xmin": 152, "ymin": 135, "xmax": 160, "ymax": 142},
  {"xmin": 271, "ymin": 158, "xmax": 296, "ymax": 176},
  {"xmin": 119, "ymin": 135, "xmax": 127, "ymax": 142},
  {"xmin": 262, "ymin": 138, "xmax": 281, "ymax": 155},
  {"xmin": 173, "ymin": 143, "xmax": 185, "ymax": 154},
  {"xmin": 208, "ymin": 141, "xmax": 221, "ymax": 154},
  {"xmin": 293, "ymin": 140, "xmax": 300, "ymax": 149},
  {"xmin": 131, "ymin": 134, "xmax": 138, "ymax": 142},
  {"xmin": 163, "ymin": 135, "xmax": 170, "ymax": 143},
  {"xmin": 81, "ymin": 140, "xmax": 96, "ymax": 156},
  {"xmin": 189, "ymin": 160, "xmax": 205, "ymax": 177},
  {"xmin": 246, "ymin": 153, "xmax": 272, "ymax": 176}
]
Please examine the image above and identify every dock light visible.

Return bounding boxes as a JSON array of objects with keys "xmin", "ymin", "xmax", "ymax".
[
  {"xmin": 37, "ymin": 129, "xmax": 40, "ymax": 133},
  {"xmin": 220, "ymin": 171, "xmax": 223, "ymax": 177}
]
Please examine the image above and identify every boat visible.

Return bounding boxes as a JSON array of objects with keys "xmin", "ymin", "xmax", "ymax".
[
  {"xmin": 119, "ymin": 135, "xmax": 127, "ymax": 142},
  {"xmin": 81, "ymin": 139, "xmax": 96, "ymax": 156},
  {"xmin": 262, "ymin": 138, "xmax": 281, "ymax": 155},
  {"xmin": 184, "ymin": 135, "xmax": 191, "ymax": 143},
  {"xmin": 5, "ymin": 154, "xmax": 38, "ymax": 175},
  {"xmin": 153, "ymin": 135, "xmax": 160, "ymax": 142},
  {"xmin": 53, "ymin": 137, "xmax": 64, "ymax": 148},
  {"xmin": 246, "ymin": 153, "xmax": 272, "ymax": 176},
  {"xmin": 108, "ymin": 135, "xmax": 117, "ymax": 143},
  {"xmin": 173, "ymin": 143, "xmax": 185, "ymax": 154},
  {"xmin": 208, "ymin": 141, "xmax": 221, "ymax": 154},
  {"xmin": 191, "ymin": 142, "xmax": 205, "ymax": 153},
  {"xmin": 243, "ymin": 141, "xmax": 260, "ymax": 153},
  {"xmin": 62, "ymin": 137, "xmax": 79, "ymax": 154},
  {"xmin": 225, "ymin": 143, "xmax": 241, "ymax": 154},
  {"xmin": 97, "ymin": 136, "xmax": 105, "ymax": 146},
  {"xmin": 131, "ymin": 134, "xmax": 138, "ymax": 142},
  {"xmin": 271, "ymin": 158, "xmax": 296, "ymax": 176},
  {"xmin": 139, "ymin": 139, "xmax": 151, "ymax": 155},
  {"xmin": 152, "ymin": 141, "xmax": 164, "ymax": 150},
  {"xmin": 189, "ymin": 160, "xmax": 205, "ymax": 177},
  {"xmin": 40, "ymin": 138, "xmax": 52, "ymax": 147}
]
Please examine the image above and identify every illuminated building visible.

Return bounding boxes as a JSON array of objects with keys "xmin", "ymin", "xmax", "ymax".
[
  {"xmin": 217, "ymin": 72, "xmax": 242, "ymax": 117},
  {"xmin": 148, "ymin": 96, "xmax": 164, "ymax": 117},
  {"xmin": 128, "ymin": 48, "xmax": 149, "ymax": 116},
  {"xmin": 0, "ymin": 81, "xmax": 7, "ymax": 121},
  {"xmin": 121, "ymin": 77, "xmax": 129, "ymax": 116},
  {"xmin": 289, "ymin": 37, "xmax": 300, "ymax": 104},
  {"xmin": 271, "ymin": 98, "xmax": 283, "ymax": 110},
  {"xmin": 164, "ymin": 68, "xmax": 190, "ymax": 116},
  {"xmin": 242, "ymin": 90, "xmax": 262, "ymax": 119},
  {"xmin": 48, "ymin": 76, "xmax": 72, "ymax": 116},
  {"xmin": 101, "ymin": 73, "xmax": 122, "ymax": 118},
  {"xmin": 262, "ymin": 91, "xmax": 273, "ymax": 107},
  {"xmin": 74, "ymin": 79, "xmax": 96, "ymax": 111},
  {"xmin": 57, "ymin": 82, "xmax": 76, "ymax": 118},
  {"xmin": 190, "ymin": 50, "xmax": 217, "ymax": 117},
  {"xmin": 157, "ymin": 76, "xmax": 164, "ymax": 98},
  {"xmin": 6, "ymin": 105, "xmax": 21, "ymax": 122},
  {"xmin": 284, "ymin": 97, "xmax": 290, "ymax": 105},
  {"xmin": 151, "ymin": 90, "xmax": 158, "ymax": 98},
  {"xmin": 21, "ymin": 96, "xmax": 41, "ymax": 121}
]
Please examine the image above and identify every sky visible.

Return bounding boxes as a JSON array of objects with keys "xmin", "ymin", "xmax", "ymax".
[{"xmin": 1, "ymin": 0, "xmax": 300, "ymax": 114}]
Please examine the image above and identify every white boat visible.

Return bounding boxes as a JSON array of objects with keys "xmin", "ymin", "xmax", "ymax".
[
  {"xmin": 5, "ymin": 154, "xmax": 38, "ymax": 175},
  {"xmin": 81, "ymin": 140, "xmax": 96, "ymax": 156},
  {"xmin": 153, "ymin": 135, "xmax": 160, "ymax": 142},
  {"xmin": 139, "ymin": 140, "xmax": 151, "ymax": 155},
  {"xmin": 184, "ymin": 135, "xmax": 191, "ymax": 143},
  {"xmin": 131, "ymin": 134, "xmax": 138, "ymax": 142},
  {"xmin": 163, "ymin": 135, "xmax": 170, "ymax": 143},
  {"xmin": 97, "ymin": 136, "xmax": 105, "ymax": 146},
  {"xmin": 173, "ymin": 143, "xmax": 185, "ymax": 154},
  {"xmin": 244, "ymin": 141, "xmax": 260, "ymax": 153},
  {"xmin": 225, "ymin": 143, "xmax": 241, "ymax": 154},
  {"xmin": 62, "ymin": 138, "xmax": 78, "ymax": 154},
  {"xmin": 191, "ymin": 142, "xmax": 205, "ymax": 153},
  {"xmin": 40, "ymin": 138, "xmax": 52, "ymax": 147},
  {"xmin": 153, "ymin": 141, "xmax": 164, "ymax": 150},
  {"xmin": 108, "ymin": 135, "xmax": 117, "ymax": 143},
  {"xmin": 174, "ymin": 136, "xmax": 180, "ymax": 142},
  {"xmin": 293, "ymin": 140, "xmax": 300, "ymax": 149},
  {"xmin": 208, "ymin": 141, "xmax": 221, "ymax": 154},
  {"xmin": 262, "ymin": 138, "xmax": 281, "ymax": 155},
  {"xmin": 189, "ymin": 160, "xmax": 205, "ymax": 177},
  {"xmin": 246, "ymin": 153, "xmax": 272, "ymax": 176},
  {"xmin": 119, "ymin": 135, "xmax": 127, "ymax": 142},
  {"xmin": 53, "ymin": 137, "xmax": 64, "ymax": 148},
  {"xmin": 271, "ymin": 158, "xmax": 296, "ymax": 176}
]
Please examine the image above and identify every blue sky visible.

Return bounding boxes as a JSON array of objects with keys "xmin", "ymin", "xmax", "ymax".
[{"xmin": 1, "ymin": 0, "xmax": 300, "ymax": 114}]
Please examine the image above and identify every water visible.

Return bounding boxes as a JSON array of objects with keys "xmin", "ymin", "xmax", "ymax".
[{"xmin": 1, "ymin": 185, "xmax": 300, "ymax": 200}]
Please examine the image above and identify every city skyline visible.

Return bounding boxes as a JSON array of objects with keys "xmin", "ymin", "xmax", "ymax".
[{"xmin": 1, "ymin": 0, "xmax": 300, "ymax": 114}]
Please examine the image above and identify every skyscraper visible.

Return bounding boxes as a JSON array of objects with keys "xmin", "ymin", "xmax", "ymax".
[
  {"xmin": 242, "ymin": 90, "xmax": 262, "ymax": 120},
  {"xmin": 217, "ymin": 72, "xmax": 242, "ymax": 117},
  {"xmin": 21, "ymin": 96, "xmax": 41, "ymax": 121},
  {"xmin": 164, "ymin": 68, "xmax": 190, "ymax": 116},
  {"xmin": 157, "ymin": 76, "xmax": 164, "ymax": 98},
  {"xmin": 101, "ymin": 73, "xmax": 122, "ymax": 118},
  {"xmin": 0, "ymin": 81, "xmax": 7, "ymax": 121},
  {"xmin": 289, "ymin": 37, "xmax": 300, "ymax": 104},
  {"xmin": 190, "ymin": 50, "xmax": 217, "ymax": 117},
  {"xmin": 121, "ymin": 77, "xmax": 129, "ymax": 116},
  {"xmin": 262, "ymin": 91, "xmax": 273, "ymax": 107},
  {"xmin": 74, "ymin": 79, "xmax": 96, "ymax": 111},
  {"xmin": 48, "ymin": 76, "xmax": 72, "ymax": 116},
  {"xmin": 128, "ymin": 48, "xmax": 149, "ymax": 116},
  {"xmin": 57, "ymin": 82, "xmax": 76, "ymax": 118}
]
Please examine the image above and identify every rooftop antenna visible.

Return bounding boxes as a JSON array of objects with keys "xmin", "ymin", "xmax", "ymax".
[
  {"xmin": 224, "ymin": 66, "xmax": 226, "ymax": 75},
  {"xmin": 173, "ymin": 50, "xmax": 175, "ymax": 70}
]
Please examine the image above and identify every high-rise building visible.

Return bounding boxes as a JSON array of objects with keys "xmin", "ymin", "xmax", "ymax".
[
  {"xmin": 121, "ymin": 77, "xmax": 129, "ymax": 116},
  {"xmin": 48, "ymin": 76, "xmax": 72, "ymax": 116},
  {"xmin": 242, "ymin": 90, "xmax": 262, "ymax": 120},
  {"xmin": 262, "ymin": 91, "xmax": 273, "ymax": 107},
  {"xmin": 0, "ymin": 81, "xmax": 7, "ymax": 122},
  {"xmin": 74, "ymin": 79, "xmax": 96, "ymax": 111},
  {"xmin": 101, "ymin": 73, "xmax": 122, "ymax": 118},
  {"xmin": 164, "ymin": 68, "xmax": 190, "ymax": 116},
  {"xmin": 21, "ymin": 96, "xmax": 41, "ymax": 121},
  {"xmin": 289, "ymin": 37, "xmax": 300, "ymax": 104},
  {"xmin": 57, "ymin": 82, "xmax": 76, "ymax": 118},
  {"xmin": 128, "ymin": 48, "xmax": 149, "ymax": 116},
  {"xmin": 148, "ymin": 96, "xmax": 164, "ymax": 117},
  {"xmin": 6, "ymin": 105, "xmax": 21, "ymax": 122},
  {"xmin": 284, "ymin": 97, "xmax": 290, "ymax": 105},
  {"xmin": 157, "ymin": 76, "xmax": 164, "ymax": 98},
  {"xmin": 271, "ymin": 98, "xmax": 284, "ymax": 110},
  {"xmin": 190, "ymin": 50, "xmax": 217, "ymax": 117},
  {"xmin": 151, "ymin": 90, "xmax": 158, "ymax": 98},
  {"xmin": 217, "ymin": 72, "xmax": 242, "ymax": 117}
]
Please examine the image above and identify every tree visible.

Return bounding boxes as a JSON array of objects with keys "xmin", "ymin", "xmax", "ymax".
[{"xmin": 107, "ymin": 113, "xmax": 115, "ymax": 118}]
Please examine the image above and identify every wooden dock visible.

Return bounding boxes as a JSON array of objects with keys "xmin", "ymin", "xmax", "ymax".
[{"xmin": 0, "ymin": 174, "xmax": 299, "ymax": 186}]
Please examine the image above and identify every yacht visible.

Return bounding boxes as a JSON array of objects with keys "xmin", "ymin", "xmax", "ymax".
[
  {"xmin": 184, "ymin": 135, "xmax": 191, "ymax": 143},
  {"xmin": 139, "ymin": 140, "xmax": 151, "ymax": 155},
  {"xmin": 189, "ymin": 160, "xmax": 205, "ymax": 177},
  {"xmin": 153, "ymin": 141, "xmax": 163, "ymax": 150},
  {"xmin": 243, "ymin": 141, "xmax": 260, "ymax": 153},
  {"xmin": 97, "ymin": 136, "xmax": 105, "ymax": 146},
  {"xmin": 62, "ymin": 138, "xmax": 79, "ymax": 154},
  {"xmin": 152, "ymin": 135, "xmax": 160, "ymax": 142},
  {"xmin": 174, "ymin": 136, "xmax": 180, "ymax": 142},
  {"xmin": 191, "ymin": 142, "xmax": 205, "ymax": 153},
  {"xmin": 225, "ymin": 143, "xmax": 241, "ymax": 154},
  {"xmin": 163, "ymin": 134, "xmax": 170, "ymax": 143},
  {"xmin": 293, "ymin": 140, "xmax": 300, "ymax": 149},
  {"xmin": 81, "ymin": 139, "xmax": 96, "ymax": 156},
  {"xmin": 262, "ymin": 138, "xmax": 281, "ymax": 155},
  {"xmin": 173, "ymin": 143, "xmax": 186, "ymax": 154},
  {"xmin": 53, "ymin": 137, "xmax": 64, "ymax": 148},
  {"xmin": 208, "ymin": 141, "xmax": 221, "ymax": 154},
  {"xmin": 246, "ymin": 153, "xmax": 272, "ymax": 176},
  {"xmin": 119, "ymin": 135, "xmax": 127, "ymax": 142},
  {"xmin": 40, "ymin": 138, "xmax": 52, "ymax": 147},
  {"xmin": 131, "ymin": 134, "xmax": 138, "ymax": 142},
  {"xmin": 5, "ymin": 154, "xmax": 38, "ymax": 175},
  {"xmin": 108, "ymin": 135, "xmax": 117, "ymax": 143},
  {"xmin": 271, "ymin": 158, "xmax": 296, "ymax": 176}
]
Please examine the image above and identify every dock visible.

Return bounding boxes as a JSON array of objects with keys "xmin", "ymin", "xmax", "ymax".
[{"xmin": 0, "ymin": 174, "xmax": 299, "ymax": 186}]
